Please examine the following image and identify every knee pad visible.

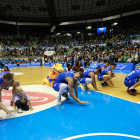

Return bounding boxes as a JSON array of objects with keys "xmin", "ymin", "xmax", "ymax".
[
  {"xmin": 59, "ymin": 83, "xmax": 68, "ymax": 94},
  {"xmin": 85, "ymin": 78, "xmax": 92, "ymax": 84}
]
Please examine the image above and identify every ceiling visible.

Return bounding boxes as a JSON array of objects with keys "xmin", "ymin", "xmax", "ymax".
[{"xmin": 0, "ymin": 0, "xmax": 140, "ymax": 25}]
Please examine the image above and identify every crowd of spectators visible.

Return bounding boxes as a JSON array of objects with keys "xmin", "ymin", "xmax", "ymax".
[{"xmin": 1, "ymin": 25, "xmax": 140, "ymax": 67}]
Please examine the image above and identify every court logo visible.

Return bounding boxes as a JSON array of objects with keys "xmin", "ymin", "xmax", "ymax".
[{"xmin": 2, "ymin": 90, "xmax": 56, "ymax": 106}]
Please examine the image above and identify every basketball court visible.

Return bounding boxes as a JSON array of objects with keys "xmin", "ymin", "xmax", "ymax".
[{"xmin": 0, "ymin": 66, "xmax": 140, "ymax": 140}]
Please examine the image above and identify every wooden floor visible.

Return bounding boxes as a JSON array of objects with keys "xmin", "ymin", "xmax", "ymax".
[{"xmin": 11, "ymin": 67, "xmax": 140, "ymax": 104}]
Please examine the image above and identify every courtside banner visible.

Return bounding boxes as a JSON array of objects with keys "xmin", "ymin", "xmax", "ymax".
[
  {"xmin": 115, "ymin": 63, "xmax": 134, "ymax": 71},
  {"xmin": 89, "ymin": 63, "xmax": 134, "ymax": 71},
  {"xmin": 30, "ymin": 63, "xmax": 41, "ymax": 66},
  {"xmin": 5, "ymin": 64, "xmax": 17, "ymax": 67},
  {"xmin": 89, "ymin": 63, "xmax": 101, "ymax": 69},
  {"xmin": 45, "ymin": 62, "xmax": 50, "ymax": 67},
  {"xmin": 19, "ymin": 63, "xmax": 30, "ymax": 67}
]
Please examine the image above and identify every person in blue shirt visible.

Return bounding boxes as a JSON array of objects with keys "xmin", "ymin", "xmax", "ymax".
[
  {"xmin": 97, "ymin": 60, "xmax": 110, "ymax": 71},
  {"xmin": 131, "ymin": 63, "xmax": 140, "ymax": 71},
  {"xmin": 124, "ymin": 67, "xmax": 140, "ymax": 96},
  {"xmin": 53, "ymin": 71, "xmax": 88, "ymax": 105},
  {"xmin": 97, "ymin": 63, "xmax": 117, "ymax": 87},
  {"xmin": 79, "ymin": 68, "xmax": 101, "ymax": 91}
]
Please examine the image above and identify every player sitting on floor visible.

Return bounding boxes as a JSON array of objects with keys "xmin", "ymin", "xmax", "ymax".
[
  {"xmin": 79, "ymin": 68, "xmax": 101, "ymax": 91},
  {"xmin": 97, "ymin": 62, "xmax": 117, "ymax": 87},
  {"xmin": 53, "ymin": 71, "xmax": 88, "ymax": 105},
  {"xmin": 13, "ymin": 86, "xmax": 34, "ymax": 113},
  {"xmin": 124, "ymin": 67, "xmax": 140, "ymax": 96},
  {"xmin": 97, "ymin": 59, "xmax": 110, "ymax": 71},
  {"xmin": 64, "ymin": 64, "xmax": 72, "ymax": 72}
]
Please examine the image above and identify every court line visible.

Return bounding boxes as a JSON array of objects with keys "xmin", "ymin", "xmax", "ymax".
[
  {"xmin": 95, "ymin": 90, "xmax": 140, "ymax": 105},
  {"xmin": 62, "ymin": 133, "xmax": 140, "ymax": 140}
]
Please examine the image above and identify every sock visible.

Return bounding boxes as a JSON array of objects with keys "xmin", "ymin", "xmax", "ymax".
[
  {"xmin": 58, "ymin": 94, "xmax": 61, "ymax": 98},
  {"xmin": 129, "ymin": 86, "xmax": 134, "ymax": 90}
]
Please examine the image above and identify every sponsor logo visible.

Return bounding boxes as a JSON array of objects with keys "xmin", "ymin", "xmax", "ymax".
[{"xmin": 2, "ymin": 90, "xmax": 56, "ymax": 106}]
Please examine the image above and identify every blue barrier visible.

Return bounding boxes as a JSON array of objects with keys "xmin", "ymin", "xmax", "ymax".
[
  {"xmin": 115, "ymin": 63, "xmax": 134, "ymax": 71},
  {"xmin": 19, "ymin": 63, "xmax": 30, "ymax": 67},
  {"xmin": 30, "ymin": 63, "xmax": 41, "ymax": 66},
  {"xmin": 45, "ymin": 62, "xmax": 50, "ymax": 67},
  {"xmin": 89, "ymin": 63, "xmax": 101, "ymax": 69},
  {"xmin": 50, "ymin": 62, "xmax": 55, "ymax": 66},
  {"xmin": 89, "ymin": 63, "xmax": 134, "ymax": 71},
  {"xmin": 58, "ymin": 62, "xmax": 64, "ymax": 66},
  {"xmin": 5, "ymin": 64, "xmax": 17, "ymax": 67}
]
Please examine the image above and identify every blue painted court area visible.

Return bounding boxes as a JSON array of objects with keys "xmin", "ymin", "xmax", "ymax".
[{"xmin": 0, "ymin": 87, "xmax": 140, "ymax": 140}]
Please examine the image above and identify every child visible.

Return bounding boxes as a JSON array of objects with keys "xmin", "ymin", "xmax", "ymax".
[{"xmin": 13, "ymin": 87, "xmax": 34, "ymax": 113}]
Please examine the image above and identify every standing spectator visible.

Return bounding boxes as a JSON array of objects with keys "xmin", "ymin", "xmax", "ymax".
[{"xmin": 40, "ymin": 58, "xmax": 42, "ymax": 66}]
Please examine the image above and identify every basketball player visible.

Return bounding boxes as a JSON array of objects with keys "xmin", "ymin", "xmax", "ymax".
[
  {"xmin": 97, "ymin": 60, "xmax": 110, "ymax": 71},
  {"xmin": 53, "ymin": 71, "xmax": 88, "ymax": 105},
  {"xmin": 131, "ymin": 63, "xmax": 140, "ymax": 71},
  {"xmin": 98, "ymin": 62, "xmax": 117, "ymax": 87},
  {"xmin": 79, "ymin": 68, "xmax": 102, "ymax": 91},
  {"xmin": 0, "ymin": 72, "xmax": 15, "ymax": 119},
  {"xmin": 124, "ymin": 67, "xmax": 140, "ymax": 96}
]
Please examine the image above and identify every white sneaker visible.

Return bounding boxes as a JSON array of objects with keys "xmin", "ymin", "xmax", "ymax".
[
  {"xmin": 18, "ymin": 109, "xmax": 23, "ymax": 113},
  {"xmin": 81, "ymin": 85, "xmax": 86, "ymax": 91},
  {"xmin": 57, "ymin": 96, "xmax": 62, "ymax": 105}
]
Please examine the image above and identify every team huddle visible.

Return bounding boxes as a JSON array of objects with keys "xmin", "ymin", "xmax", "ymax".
[{"xmin": 0, "ymin": 61, "xmax": 140, "ymax": 119}]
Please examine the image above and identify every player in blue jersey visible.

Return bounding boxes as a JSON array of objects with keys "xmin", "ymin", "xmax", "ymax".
[
  {"xmin": 97, "ymin": 62, "xmax": 117, "ymax": 87},
  {"xmin": 79, "ymin": 68, "xmax": 101, "ymax": 91},
  {"xmin": 124, "ymin": 67, "xmax": 140, "ymax": 96},
  {"xmin": 131, "ymin": 63, "xmax": 140, "ymax": 71},
  {"xmin": 97, "ymin": 60, "xmax": 110, "ymax": 71},
  {"xmin": 0, "ymin": 72, "xmax": 15, "ymax": 119},
  {"xmin": 53, "ymin": 71, "xmax": 88, "ymax": 105},
  {"xmin": 64, "ymin": 64, "xmax": 72, "ymax": 72}
]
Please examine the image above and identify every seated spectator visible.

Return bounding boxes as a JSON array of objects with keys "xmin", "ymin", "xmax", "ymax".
[{"xmin": 72, "ymin": 60, "xmax": 84, "ymax": 72}]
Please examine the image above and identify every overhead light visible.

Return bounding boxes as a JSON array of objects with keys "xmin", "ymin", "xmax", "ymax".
[
  {"xmin": 86, "ymin": 26, "xmax": 92, "ymax": 29},
  {"xmin": 77, "ymin": 32, "xmax": 80, "ymax": 34},
  {"xmin": 57, "ymin": 33, "xmax": 60, "ymax": 35},
  {"xmin": 113, "ymin": 22, "xmax": 118, "ymax": 25}
]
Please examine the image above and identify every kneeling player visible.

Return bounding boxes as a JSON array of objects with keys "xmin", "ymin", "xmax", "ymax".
[
  {"xmin": 98, "ymin": 62, "xmax": 117, "ymax": 87},
  {"xmin": 124, "ymin": 67, "xmax": 140, "ymax": 96},
  {"xmin": 79, "ymin": 68, "xmax": 101, "ymax": 91},
  {"xmin": 53, "ymin": 71, "xmax": 88, "ymax": 105}
]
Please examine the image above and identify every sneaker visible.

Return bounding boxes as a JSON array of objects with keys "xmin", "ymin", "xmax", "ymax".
[
  {"xmin": 127, "ymin": 87, "xmax": 137, "ymax": 92},
  {"xmin": 127, "ymin": 89, "xmax": 136, "ymax": 96},
  {"xmin": 65, "ymin": 94, "xmax": 71, "ymax": 100},
  {"xmin": 62, "ymin": 93, "xmax": 71, "ymax": 100},
  {"xmin": 81, "ymin": 85, "xmax": 86, "ymax": 91},
  {"xmin": 101, "ymin": 82, "xmax": 105, "ymax": 87},
  {"xmin": 18, "ymin": 109, "xmax": 23, "ymax": 113},
  {"xmin": 132, "ymin": 89, "xmax": 137, "ymax": 92},
  {"xmin": 104, "ymin": 82, "xmax": 108, "ymax": 86},
  {"xmin": 57, "ymin": 96, "xmax": 62, "ymax": 105}
]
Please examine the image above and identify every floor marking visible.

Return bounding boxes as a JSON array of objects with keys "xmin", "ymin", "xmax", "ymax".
[
  {"xmin": 95, "ymin": 90, "xmax": 140, "ymax": 105},
  {"xmin": 62, "ymin": 133, "xmax": 140, "ymax": 140}
]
